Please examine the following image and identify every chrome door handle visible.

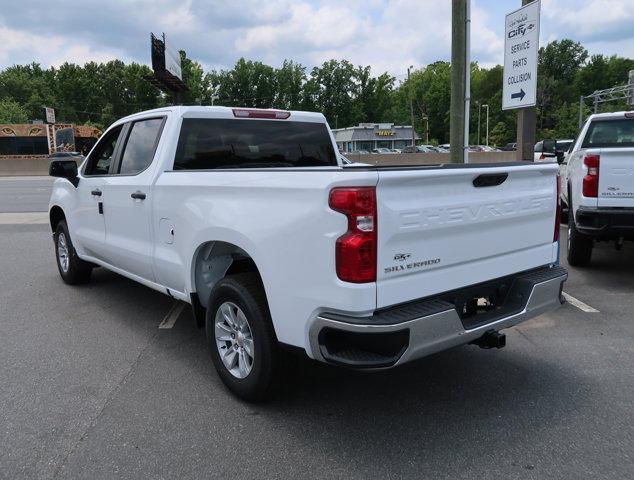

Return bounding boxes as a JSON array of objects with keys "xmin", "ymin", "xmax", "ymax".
[{"xmin": 131, "ymin": 191, "xmax": 146, "ymax": 200}]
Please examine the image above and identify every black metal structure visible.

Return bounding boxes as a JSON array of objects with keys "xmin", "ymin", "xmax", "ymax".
[{"xmin": 146, "ymin": 33, "xmax": 189, "ymax": 103}]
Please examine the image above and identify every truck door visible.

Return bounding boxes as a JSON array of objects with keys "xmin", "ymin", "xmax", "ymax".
[
  {"xmin": 101, "ymin": 117, "xmax": 165, "ymax": 282},
  {"xmin": 73, "ymin": 125, "xmax": 124, "ymax": 259}
]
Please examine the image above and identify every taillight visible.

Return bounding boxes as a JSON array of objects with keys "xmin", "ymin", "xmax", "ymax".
[
  {"xmin": 329, "ymin": 187, "xmax": 377, "ymax": 283},
  {"xmin": 554, "ymin": 175, "xmax": 561, "ymax": 242},
  {"xmin": 232, "ymin": 108, "xmax": 290, "ymax": 119},
  {"xmin": 539, "ymin": 153, "xmax": 545, "ymax": 160},
  {"xmin": 582, "ymin": 154, "xmax": 600, "ymax": 197}
]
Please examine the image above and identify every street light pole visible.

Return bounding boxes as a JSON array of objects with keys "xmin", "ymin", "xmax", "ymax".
[
  {"xmin": 482, "ymin": 104, "xmax": 489, "ymax": 146},
  {"xmin": 477, "ymin": 100, "xmax": 481, "ymax": 145},
  {"xmin": 408, "ymin": 65, "xmax": 415, "ymax": 146},
  {"xmin": 423, "ymin": 116, "xmax": 429, "ymax": 143}
]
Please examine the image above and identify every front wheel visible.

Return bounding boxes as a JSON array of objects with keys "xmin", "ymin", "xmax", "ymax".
[
  {"xmin": 205, "ymin": 273, "xmax": 282, "ymax": 402},
  {"xmin": 54, "ymin": 220, "xmax": 93, "ymax": 284},
  {"xmin": 567, "ymin": 210, "xmax": 593, "ymax": 266}
]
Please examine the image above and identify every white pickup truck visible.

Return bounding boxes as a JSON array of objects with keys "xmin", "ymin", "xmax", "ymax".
[
  {"xmin": 561, "ymin": 111, "xmax": 634, "ymax": 266},
  {"xmin": 48, "ymin": 106, "xmax": 567, "ymax": 401}
]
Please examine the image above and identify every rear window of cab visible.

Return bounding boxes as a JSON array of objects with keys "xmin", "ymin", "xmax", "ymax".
[{"xmin": 173, "ymin": 118, "xmax": 337, "ymax": 170}]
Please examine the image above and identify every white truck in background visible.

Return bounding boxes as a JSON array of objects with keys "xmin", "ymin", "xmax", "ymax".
[
  {"xmin": 561, "ymin": 111, "xmax": 634, "ymax": 266},
  {"xmin": 48, "ymin": 106, "xmax": 567, "ymax": 401}
]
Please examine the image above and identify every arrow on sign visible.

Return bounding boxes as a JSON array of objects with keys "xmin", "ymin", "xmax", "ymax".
[{"xmin": 511, "ymin": 89, "xmax": 526, "ymax": 101}]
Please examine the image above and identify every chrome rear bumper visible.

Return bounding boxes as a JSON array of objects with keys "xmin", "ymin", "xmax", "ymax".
[{"xmin": 309, "ymin": 265, "xmax": 567, "ymax": 368}]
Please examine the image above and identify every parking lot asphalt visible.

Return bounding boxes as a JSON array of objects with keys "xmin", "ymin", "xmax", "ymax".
[{"xmin": 1, "ymin": 217, "xmax": 632, "ymax": 479}]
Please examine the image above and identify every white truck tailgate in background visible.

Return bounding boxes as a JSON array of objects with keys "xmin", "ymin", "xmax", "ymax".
[
  {"xmin": 597, "ymin": 148, "xmax": 634, "ymax": 207},
  {"xmin": 376, "ymin": 164, "xmax": 558, "ymax": 308}
]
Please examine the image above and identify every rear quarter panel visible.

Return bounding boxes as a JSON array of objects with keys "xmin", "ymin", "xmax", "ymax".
[{"xmin": 152, "ymin": 169, "xmax": 379, "ymax": 348}]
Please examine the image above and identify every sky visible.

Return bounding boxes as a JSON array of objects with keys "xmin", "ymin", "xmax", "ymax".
[{"xmin": 0, "ymin": 0, "xmax": 633, "ymax": 79}]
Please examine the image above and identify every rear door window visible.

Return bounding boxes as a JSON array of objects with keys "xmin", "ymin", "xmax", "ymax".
[
  {"xmin": 173, "ymin": 118, "xmax": 337, "ymax": 170},
  {"xmin": 117, "ymin": 118, "xmax": 164, "ymax": 175},
  {"xmin": 582, "ymin": 119, "xmax": 634, "ymax": 148}
]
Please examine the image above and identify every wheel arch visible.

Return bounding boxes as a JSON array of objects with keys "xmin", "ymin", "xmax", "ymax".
[
  {"xmin": 49, "ymin": 205, "xmax": 66, "ymax": 232},
  {"xmin": 190, "ymin": 240, "xmax": 264, "ymax": 311}
]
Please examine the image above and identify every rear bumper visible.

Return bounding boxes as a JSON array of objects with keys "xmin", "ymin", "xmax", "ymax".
[
  {"xmin": 309, "ymin": 265, "xmax": 567, "ymax": 368},
  {"xmin": 576, "ymin": 206, "xmax": 634, "ymax": 239}
]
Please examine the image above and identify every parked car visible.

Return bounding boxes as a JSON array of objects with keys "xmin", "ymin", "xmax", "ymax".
[
  {"xmin": 501, "ymin": 143, "xmax": 518, "ymax": 151},
  {"xmin": 534, "ymin": 139, "xmax": 574, "ymax": 162},
  {"xmin": 371, "ymin": 147, "xmax": 395, "ymax": 154},
  {"xmin": 561, "ymin": 111, "xmax": 634, "ymax": 266},
  {"xmin": 431, "ymin": 146, "xmax": 449, "ymax": 153},
  {"xmin": 354, "ymin": 150, "xmax": 370, "ymax": 155},
  {"xmin": 390, "ymin": 148, "xmax": 402, "ymax": 153},
  {"xmin": 48, "ymin": 106, "xmax": 566, "ymax": 401},
  {"xmin": 401, "ymin": 145, "xmax": 434, "ymax": 153}
]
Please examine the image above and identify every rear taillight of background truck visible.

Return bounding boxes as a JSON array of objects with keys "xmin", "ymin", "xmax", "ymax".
[{"xmin": 582, "ymin": 154, "xmax": 600, "ymax": 197}]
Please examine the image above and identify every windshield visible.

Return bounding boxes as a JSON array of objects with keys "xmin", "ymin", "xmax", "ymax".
[
  {"xmin": 582, "ymin": 119, "xmax": 634, "ymax": 148},
  {"xmin": 173, "ymin": 118, "xmax": 337, "ymax": 169}
]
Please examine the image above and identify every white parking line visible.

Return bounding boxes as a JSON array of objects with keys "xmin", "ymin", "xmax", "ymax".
[
  {"xmin": 159, "ymin": 301, "xmax": 186, "ymax": 329},
  {"xmin": 562, "ymin": 292, "xmax": 599, "ymax": 313}
]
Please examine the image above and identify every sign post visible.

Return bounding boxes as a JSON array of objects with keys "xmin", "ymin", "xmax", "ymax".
[{"xmin": 503, "ymin": 0, "xmax": 540, "ymax": 161}]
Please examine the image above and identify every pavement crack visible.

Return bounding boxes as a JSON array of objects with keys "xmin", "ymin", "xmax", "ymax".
[{"xmin": 51, "ymin": 329, "xmax": 160, "ymax": 479}]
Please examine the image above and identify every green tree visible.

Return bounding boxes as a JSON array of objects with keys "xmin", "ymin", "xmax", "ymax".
[
  {"xmin": 0, "ymin": 98, "xmax": 29, "ymax": 123},
  {"xmin": 274, "ymin": 60, "xmax": 306, "ymax": 110}
]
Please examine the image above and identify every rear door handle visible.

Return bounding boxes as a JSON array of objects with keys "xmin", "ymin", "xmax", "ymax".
[
  {"xmin": 131, "ymin": 191, "xmax": 146, "ymax": 200},
  {"xmin": 91, "ymin": 189, "xmax": 102, "ymax": 196}
]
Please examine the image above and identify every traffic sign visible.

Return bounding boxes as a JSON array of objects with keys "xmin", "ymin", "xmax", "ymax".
[{"xmin": 503, "ymin": 0, "xmax": 540, "ymax": 110}]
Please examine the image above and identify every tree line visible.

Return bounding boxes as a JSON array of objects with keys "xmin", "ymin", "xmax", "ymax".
[{"xmin": 0, "ymin": 39, "xmax": 632, "ymax": 146}]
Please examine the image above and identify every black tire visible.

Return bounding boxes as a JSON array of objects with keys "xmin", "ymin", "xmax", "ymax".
[
  {"xmin": 205, "ymin": 273, "xmax": 282, "ymax": 402},
  {"xmin": 567, "ymin": 208, "xmax": 593, "ymax": 266},
  {"xmin": 54, "ymin": 220, "xmax": 93, "ymax": 284}
]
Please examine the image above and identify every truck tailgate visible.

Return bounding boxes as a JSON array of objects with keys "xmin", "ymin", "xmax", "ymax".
[
  {"xmin": 376, "ymin": 163, "xmax": 559, "ymax": 308},
  {"xmin": 596, "ymin": 148, "xmax": 634, "ymax": 207}
]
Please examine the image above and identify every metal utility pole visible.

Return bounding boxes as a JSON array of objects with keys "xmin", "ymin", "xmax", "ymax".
[
  {"xmin": 408, "ymin": 66, "xmax": 416, "ymax": 146},
  {"xmin": 450, "ymin": 0, "xmax": 470, "ymax": 163},
  {"xmin": 482, "ymin": 104, "xmax": 489, "ymax": 146},
  {"xmin": 477, "ymin": 100, "xmax": 481, "ymax": 145},
  {"xmin": 516, "ymin": 0, "xmax": 536, "ymax": 162}
]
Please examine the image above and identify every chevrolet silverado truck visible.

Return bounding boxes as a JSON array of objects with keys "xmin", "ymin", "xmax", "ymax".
[
  {"xmin": 561, "ymin": 111, "xmax": 634, "ymax": 266},
  {"xmin": 48, "ymin": 106, "xmax": 567, "ymax": 401}
]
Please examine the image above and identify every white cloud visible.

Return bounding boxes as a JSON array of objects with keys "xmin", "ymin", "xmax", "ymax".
[
  {"xmin": 0, "ymin": 26, "xmax": 124, "ymax": 68},
  {"xmin": 0, "ymin": 0, "xmax": 632, "ymax": 75}
]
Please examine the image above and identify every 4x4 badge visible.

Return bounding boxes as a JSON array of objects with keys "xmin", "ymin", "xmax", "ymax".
[{"xmin": 394, "ymin": 253, "xmax": 411, "ymax": 261}]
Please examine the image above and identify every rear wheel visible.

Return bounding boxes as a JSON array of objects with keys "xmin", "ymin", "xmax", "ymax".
[
  {"xmin": 567, "ymin": 209, "xmax": 593, "ymax": 266},
  {"xmin": 54, "ymin": 220, "xmax": 93, "ymax": 284},
  {"xmin": 205, "ymin": 273, "xmax": 282, "ymax": 402}
]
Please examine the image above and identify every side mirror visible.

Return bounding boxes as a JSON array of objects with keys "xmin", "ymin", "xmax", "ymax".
[
  {"xmin": 556, "ymin": 151, "xmax": 565, "ymax": 164},
  {"xmin": 49, "ymin": 160, "xmax": 79, "ymax": 187},
  {"xmin": 542, "ymin": 139, "xmax": 557, "ymax": 155}
]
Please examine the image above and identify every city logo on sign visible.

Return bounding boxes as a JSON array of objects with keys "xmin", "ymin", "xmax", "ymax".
[{"xmin": 508, "ymin": 21, "xmax": 536, "ymax": 39}]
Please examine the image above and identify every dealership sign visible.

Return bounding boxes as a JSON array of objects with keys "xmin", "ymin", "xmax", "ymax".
[{"xmin": 503, "ymin": 1, "xmax": 540, "ymax": 110}]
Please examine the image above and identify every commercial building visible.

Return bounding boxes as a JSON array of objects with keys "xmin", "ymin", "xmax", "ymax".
[
  {"xmin": 0, "ymin": 123, "xmax": 101, "ymax": 157},
  {"xmin": 332, "ymin": 123, "xmax": 419, "ymax": 152}
]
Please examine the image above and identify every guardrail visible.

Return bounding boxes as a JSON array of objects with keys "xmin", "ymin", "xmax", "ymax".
[
  {"xmin": 0, "ymin": 156, "xmax": 83, "ymax": 176},
  {"xmin": 346, "ymin": 151, "xmax": 518, "ymax": 165}
]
